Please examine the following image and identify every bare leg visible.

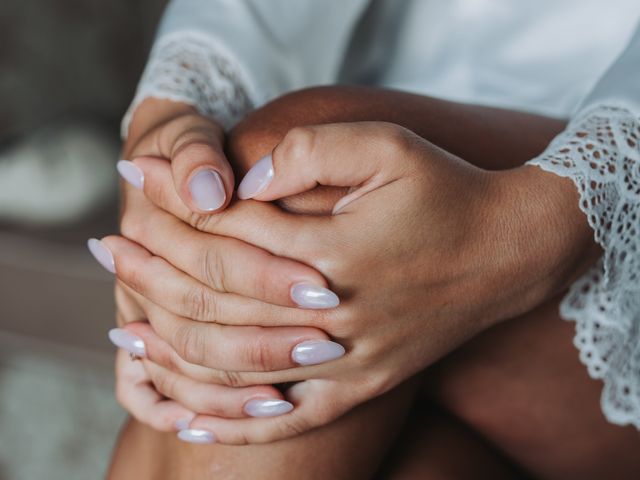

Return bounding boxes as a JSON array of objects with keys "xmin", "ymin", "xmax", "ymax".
[
  {"xmin": 425, "ymin": 293, "xmax": 640, "ymax": 479},
  {"xmin": 108, "ymin": 379, "xmax": 417, "ymax": 479},
  {"xmin": 378, "ymin": 401, "xmax": 526, "ymax": 480}
]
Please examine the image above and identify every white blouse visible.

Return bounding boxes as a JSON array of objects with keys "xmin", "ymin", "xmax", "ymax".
[{"xmin": 123, "ymin": 0, "xmax": 640, "ymax": 429}]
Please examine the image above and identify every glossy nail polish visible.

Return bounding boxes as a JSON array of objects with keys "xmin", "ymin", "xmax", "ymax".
[
  {"xmin": 108, "ymin": 328, "xmax": 146, "ymax": 357},
  {"xmin": 290, "ymin": 283, "xmax": 340, "ymax": 309},
  {"xmin": 292, "ymin": 340, "xmax": 345, "ymax": 366},
  {"xmin": 178, "ymin": 429, "xmax": 216, "ymax": 444},
  {"xmin": 243, "ymin": 398, "xmax": 294, "ymax": 418},
  {"xmin": 87, "ymin": 238, "xmax": 115, "ymax": 273},
  {"xmin": 237, "ymin": 154, "xmax": 274, "ymax": 199},
  {"xmin": 189, "ymin": 169, "xmax": 226, "ymax": 211},
  {"xmin": 174, "ymin": 418, "xmax": 192, "ymax": 430},
  {"xmin": 116, "ymin": 160, "xmax": 144, "ymax": 189}
]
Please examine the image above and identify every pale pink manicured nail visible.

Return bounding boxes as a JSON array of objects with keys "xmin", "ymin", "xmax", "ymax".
[
  {"xmin": 243, "ymin": 398, "xmax": 294, "ymax": 418},
  {"xmin": 177, "ymin": 429, "xmax": 216, "ymax": 444},
  {"xmin": 174, "ymin": 418, "xmax": 192, "ymax": 430},
  {"xmin": 117, "ymin": 160, "xmax": 144, "ymax": 189},
  {"xmin": 290, "ymin": 283, "xmax": 340, "ymax": 309},
  {"xmin": 292, "ymin": 340, "xmax": 345, "ymax": 366},
  {"xmin": 108, "ymin": 328, "xmax": 146, "ymax": 357},
  {"xmin": 87, "ymin": 238, "xmax": 115, "ymax": 273},
  {"xmin": 189, "ymin": 169, "xmax": 226, "ymax": 211},
  {"xmin": 237, "ymin": 154, "xmax": 274, "ymax": 199}
]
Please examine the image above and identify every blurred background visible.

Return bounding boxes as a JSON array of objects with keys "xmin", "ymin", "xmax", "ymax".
[{"xmin": 0, "ymin": 1, "xmax": 167, "ymax": 478}]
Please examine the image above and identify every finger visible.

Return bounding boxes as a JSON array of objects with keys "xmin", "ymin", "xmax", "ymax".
[
  {"xmin": 111, "ymin": 207, "xmax": 338, "ymax": 309},
  {"xmin": 100, "ymin": 234, "xmax": 340, "ymax": 323},
  {"xmin": 237, "ymin": 123, "xmax": 408, "ymax": 213},
  {"xmin": 114, "ymin": 349, "xmax": 195, "ymax": 432},
  {"xmin": 144, "ymin": 361, "xmax": 293, "ymax": 419},
  {"xmin": 123, "ymin": 113, "xmax": 234, "ymax": 214},
  {"xmin": 119, "ymin": 299, "xmax": 344, "ymax": 372},
  {"xmin": 120, "ymin": 322, "xmax": 334, "ymax": 388},
  {"xmin": 114, "ymin": 280, "xmax": 146, "ymax": 326},
  {"xmin": 131, "ymin": 157, "xmax": 329, "ymax": 260},
  {"xmin": 183, "ymin": 380, "xmax": 350, "ymax": 445}
]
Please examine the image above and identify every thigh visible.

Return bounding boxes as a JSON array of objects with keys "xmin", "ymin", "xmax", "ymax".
[
  {"xmin": 425, "ymin": 293, "xmax": 640, "ymax": 479},
  {"xmin": 378, "ymin": 402, "xmax": 526, "ymax": 480}
]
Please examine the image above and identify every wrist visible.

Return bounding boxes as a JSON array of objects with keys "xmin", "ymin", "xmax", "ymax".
[{"xmin": 483, "ymin": 164, "xmax": 600, "ymax": 321}]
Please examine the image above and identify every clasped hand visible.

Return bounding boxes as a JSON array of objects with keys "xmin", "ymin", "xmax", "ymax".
[{"xmin": 105, "ymin": 121, "xmax": 571, "ymax": 444}]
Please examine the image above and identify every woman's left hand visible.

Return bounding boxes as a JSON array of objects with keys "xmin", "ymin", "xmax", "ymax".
[{"xmin": 118, "ymin": 121, "xmax": 596, "ymax": 444}]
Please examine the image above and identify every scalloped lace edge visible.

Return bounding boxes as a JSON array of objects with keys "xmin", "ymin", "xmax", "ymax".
[
  {"xmin": 121, "ymin": 31, "xmax": 255, "ymax": 139},
  {"xmin": 526, "ymin": 105, "xmax": 640, "ymax": 428}
]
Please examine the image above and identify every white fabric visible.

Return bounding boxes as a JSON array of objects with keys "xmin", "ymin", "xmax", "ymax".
[
  {"xmin": 527, "ymin": 24, "xmax": 640, "ymax": 428},
  {"xmin": 121, "ymin": 31, "xmax": 255, "ymax": 135},
  {"xmin": 123, "ymin": 0, "xmax": 640, "ymax": 429}
]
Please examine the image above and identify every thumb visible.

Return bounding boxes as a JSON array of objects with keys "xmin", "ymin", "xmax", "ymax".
[
  {"xmin": 124, "ymin": 114, "xmax": 234, "ymax": 214},
  {"xmin": 237, "ymin": 122, "xmax": 404, "ymax": 213}
]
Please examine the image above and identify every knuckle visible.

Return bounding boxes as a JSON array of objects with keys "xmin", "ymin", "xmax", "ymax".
[
  {"xmin": 120, "ymin": 210, "xmax": 146, "ymax": 243},
  {"xmin": 154, "ymin": 346, "xmax": 181, "ymax": 374},
  {"xmin": 316, "ymin": 252, "xmax": 348, "ymax": 280},
  {"xmin": 381, "ymin": 124, "xmax": 419, "ymax": 158},
  {"xmin": 289, "ymin": 228, "xmax": 334, "ymax": 268},
  {"xmin": 202, "ymin": 246, "xmax": 227, "ymax": 293},
  {"xmin": 281, "ymin": 126, "xmax": 317, "ymax": 164},
  {"xmin": 275, "ymin": 415, "xmax": 313, "ymax": 439},
  {"xmin": 173, "ymin": 324, "xmax": 206, "ymax": 365},
  {"xmin": 187, "ymin": 208, "xmax": 226, "ymax": 233},
  {"xmin": 245, "ymin": 331, "xmax": 276, "ymax": 371},
  {"xmin": 234, "ymin": 430, "xmax": 251, "ymax": 446},
  {"xmin": 216, "ymin": 369, "xmax": 245, "ymax": 388},
  {"xmin": 248, "ymin": 260, "xmax": 271, "ymax": 302},
  {"xmin": 187, "ymin": 211, "xmax": 212, "ymax": 232},
  {"xmin": 183, "ymin": 285, "xmax": 218, "ymax": 321},
  {"xmin": 117, "ymin": 261, "xmax": 147, "ymax": 296},
  {"xmin": 362, "ymin": 371, "xmax": 394, "ymax": 399},
  {"xmin": 151, "ymin": 370, "xmax": 177, "ymax": 397}
]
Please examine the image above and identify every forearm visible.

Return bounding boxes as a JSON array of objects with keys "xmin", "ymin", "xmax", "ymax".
[{"xmin": 229, "ymin": 86, "xmax": 568, "ymax": 171}]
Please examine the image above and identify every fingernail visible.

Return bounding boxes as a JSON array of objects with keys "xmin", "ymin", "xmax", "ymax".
[
  {"xmin": 237, "ymin": 154, "xmax": 274, "ymax": 199},
  {"xmin": 290, "ymin": 283, "xmax": 340, "ymax": 309},
  {"xmin": 117, "ymin": 160, "xmax": 144, "ymax": 189},
  {"xmin": 177, "ymin": 429, "xmax": 216, "ymax": 444},
  {"xmin": 87, "ymin": 238, "xmax": 115, "ymax": 273},
  {"xmin": 292, "ymin": 340, "xmax": 345, "ymax": 366},
  {"xmin": 174, "ymin": 418, "xmax": 192, "ymax": 430},
  {"xmin": 243, "ymin": 398, "xmax": 294, "ymax": 418},
  {"xmin": 108, "ymin": 328, "xmax": 146, "ymax": 357},
  {"xmin": 189, "ymin": 169, "xmax": 226, "ymax": 211}
]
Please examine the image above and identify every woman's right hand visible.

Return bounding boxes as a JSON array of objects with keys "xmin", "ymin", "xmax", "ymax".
[{"xmin": 108, "ymin": 98, "xmax": 345, "ymax": 433}]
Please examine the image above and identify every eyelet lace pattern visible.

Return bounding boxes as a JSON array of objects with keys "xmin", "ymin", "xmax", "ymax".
[
  {"xmin": 527, "ymin": 105, "xmax": 640, "ymax": 428},
  {"xmin": 121, "ymin": 32, "xmax": 254, "ymax": 138}
]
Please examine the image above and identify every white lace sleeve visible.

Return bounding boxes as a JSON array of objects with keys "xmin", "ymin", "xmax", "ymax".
[
  {"xmin": 120, "ymin": 32, "xmax": 254, "ymax": 138},
  {"xmin": 121, "ymin": 0, "xmax": 371, "ymax": 139},
  {"xmin": 527, "ymin": 105, "xmax": 640, "ymax": 428},
  {"xmin": 525, "ymin": 20, "xmax": 640, "ymax": 429}
]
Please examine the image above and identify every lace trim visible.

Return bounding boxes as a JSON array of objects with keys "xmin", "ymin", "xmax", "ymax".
[
  {"xmin": 121, "ymin": 32, "xmax": 254, "ymax": 139},
  {"xmin": 527, "ymin": 105, "xmax": 640, "ymax": 428}
]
